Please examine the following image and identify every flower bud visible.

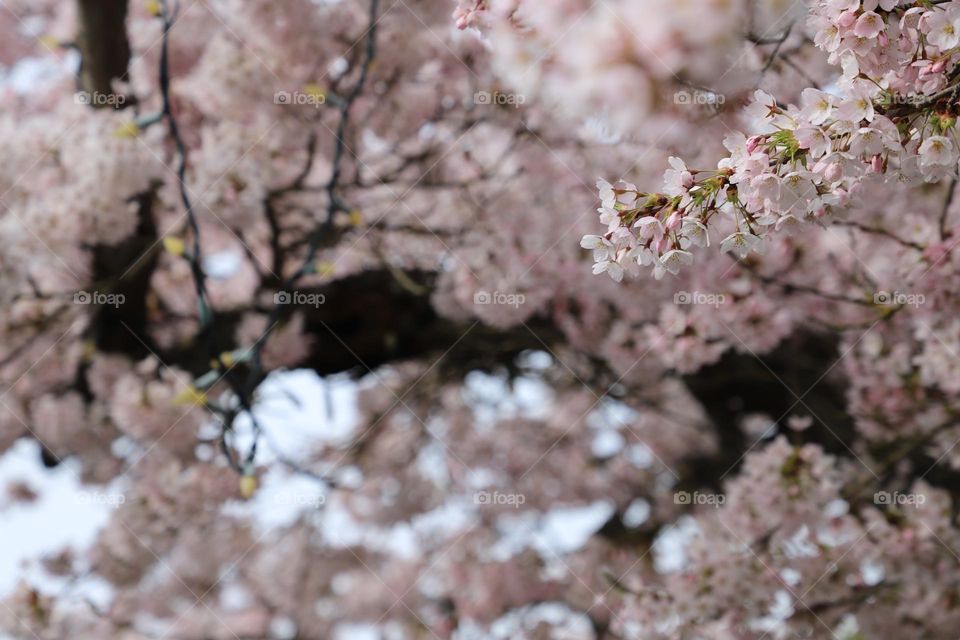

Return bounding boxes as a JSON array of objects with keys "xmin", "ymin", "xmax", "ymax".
[
  {"xmin": 656, "ymin": 235, "xmax": 669, "ymax": 253},
  {"xmin": 666, "ymin": 211, "xmax": 682, "ymax": 230},
  {"xmin": 823, "ymin": 162, "xmax": 842, "ymax": 183},
  {"xmin": 240, "ymin": 474, "xmax": 258, "ymax": 499}
]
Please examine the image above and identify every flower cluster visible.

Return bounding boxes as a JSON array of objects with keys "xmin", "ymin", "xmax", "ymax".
[
  {"xmin": 452, "ymin": 0, "xmax": 488, "ymax": 29},
  {"xmin": 583, "ymin": 70, "xmax": 960, "ymax": 280},
  {"xmin": 810, "ymin": 0, "xmax": 960, "ymax": 94}
]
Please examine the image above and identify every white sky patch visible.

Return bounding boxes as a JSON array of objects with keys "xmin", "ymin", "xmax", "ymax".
[
  {"xmin": 586, "ymin": 398, "xmax": 639, "ymax": 432},
  {"xmin": 332, "ymin": 622, "xmax": 380, "ymax": 640},
  {"xmin": 653, "ymin": 516, "xmax": 700, "ymax": 574},
  {"xmin": 625, "ymin": 442, "xmax": 655, "ymax": 469},
  {"xmin": 748, "ymin": 590, "xmax": 795, "ymax": 637},
  {"xmin": 464, "ymin": 369, "xmax": 555, "ymax": 429},
  {"xmin": 623, "ymin": 498, "xmax": 651, "ymax": 528},
  {"xmin": 534, "ymin": 502, "xmax": 615, "ymax": 556},
  {"xmin": 0, "ymin": 50, "xmax": 78, "ymax": 96},
  {"xmin": 237, "ymin": 369, "xmax": 360, "ymax": 463},
  {"xmin": 858, "ymin": 559, "xmax": 884, "ymax": 586},
  {"xmin": 591, "ymin": 429, "xmax": 625, "ymax": 458},
  {"xmin": 416, "ymin": 440, "xmax": 451, "ymax": 487},
  {"xmin": 202, "ymin": 249, "xmax": 243, "ymax": 280},
  {"xmin": 487, "ymin": 501, "xmax": 615, "ymax": 563},
  {"xmin": 458, "ymin": 602, "xmax": 594, "ymax": 639},
  {"xmin": 224, "ymin": 370, "xmax": 358, "ymax": 530},
  {"xmin": 0, "ymin": 440, "xmax": 114, "ymax": 604}
]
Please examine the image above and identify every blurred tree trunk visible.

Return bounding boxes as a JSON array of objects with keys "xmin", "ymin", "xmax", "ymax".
[{"xmin": 76, "ymin": 0, "xmax": 130, "ymax": 102}]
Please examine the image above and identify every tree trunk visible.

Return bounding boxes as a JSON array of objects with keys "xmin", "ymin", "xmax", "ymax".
[{"xmin": 76, "ymin": 0, "xmax": 130, "ymax": 103}]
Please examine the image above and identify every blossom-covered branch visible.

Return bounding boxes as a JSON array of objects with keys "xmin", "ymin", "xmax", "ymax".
[{"xmin": 584, "ymin": 0, "xmax": 960, "ymax": 280}]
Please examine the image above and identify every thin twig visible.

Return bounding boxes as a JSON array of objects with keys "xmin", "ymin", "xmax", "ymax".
[{"xmin": 941, "ymin": 176, "xmax": 957, "ymax": 240}]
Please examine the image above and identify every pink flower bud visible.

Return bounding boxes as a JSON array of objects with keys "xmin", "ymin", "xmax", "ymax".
[
  {"xmin": 746, "ymin": 135, "xmax": 763, "ymax": 154},
  {"xmin": 823, "ymin": 162, "xmax": 842, "ymax": 183},
  {"xmin": 814, "ymin": 206, "xmax": 827, "ymax": 219},
  {"xmin": 878, "ymin": 30, "xmax": 889, "ymax": 47},
  {"xmin": 870, "ymin": 154, "xmax": 883, "ymax": 173},
  {"xmin": 838, "ymin": 10, "xmax": 856, "ymax": 28},
  {"xmin": 656, "ymin": 235, "xmax": 669, "ymax": 253},
  {"xmin": 930, "ymin": 58, "xmax": 947, "ymax": 74},
  {"xmin": 666, "ymin": 211, "xmax": 682, "ymax": 230}
]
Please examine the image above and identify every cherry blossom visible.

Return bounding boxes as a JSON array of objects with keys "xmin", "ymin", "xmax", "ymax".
[{"xmin": 7, "ymin": 0, "xmax": 960, "ymax": 638}]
